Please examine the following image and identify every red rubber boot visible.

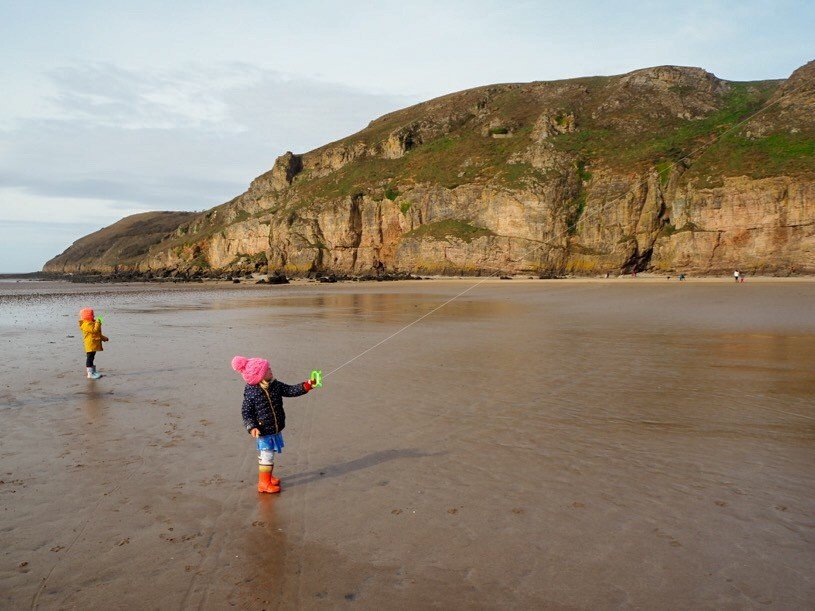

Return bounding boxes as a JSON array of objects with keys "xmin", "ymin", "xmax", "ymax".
[
  {"xmin": 257, "ymin": 467, "xmax": 280, "ymax": 493},
  {"xmin": 269, "ymin": 465, "xmax": 280, "ymax": 487}
]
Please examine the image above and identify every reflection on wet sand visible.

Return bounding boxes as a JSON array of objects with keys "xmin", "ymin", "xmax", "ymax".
[
  {"xmin": 124, "ymin": 290, "xmax": 527, "ymax": 327},
  {"xmin": 79, "ymin": 383, "xmax": 105, "ymax": 420}
]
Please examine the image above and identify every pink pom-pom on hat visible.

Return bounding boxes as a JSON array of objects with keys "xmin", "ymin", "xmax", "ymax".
[{"xmin": 231, "ymin": 355, "xmax": 271, "ymax": 385}]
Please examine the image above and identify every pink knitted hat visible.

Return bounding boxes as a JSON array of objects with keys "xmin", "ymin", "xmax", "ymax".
[
  {"xmin": 231, "ymin": 356, "xmax": 271, "ymax": 385},
  {"xmin": 79, "ymin": 308, "xmax": 94, "ymax": 321}
]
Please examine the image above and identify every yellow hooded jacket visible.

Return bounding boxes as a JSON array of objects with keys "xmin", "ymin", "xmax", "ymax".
[{"xmin": 79, "ymin": 319, "xmax": 108, "ymax": 353}]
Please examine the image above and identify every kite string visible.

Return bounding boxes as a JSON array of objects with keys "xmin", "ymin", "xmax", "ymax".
[{"xmin": 323, "ymin": 276, "xmax": 491, "ymax": 377}]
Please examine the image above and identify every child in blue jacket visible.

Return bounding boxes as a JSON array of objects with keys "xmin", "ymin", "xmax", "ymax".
[{"xmin": 232, "ymin": 356, "xmax": 318, "ymax": 493}]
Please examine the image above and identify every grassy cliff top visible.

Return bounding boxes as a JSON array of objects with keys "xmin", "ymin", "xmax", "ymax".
[{"xmin": 285, "ymin": 63, "xmax": 812, "ymax": 201}]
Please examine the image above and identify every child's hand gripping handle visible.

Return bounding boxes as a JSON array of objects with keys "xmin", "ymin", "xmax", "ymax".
[{"xmin": 308, "ymin": 369, "xmax": 323, "ymax": 390}]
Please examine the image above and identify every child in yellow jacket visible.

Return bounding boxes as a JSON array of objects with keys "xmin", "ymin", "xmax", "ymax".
[{"xmin": 79, "ymin": 308, "xmax": 109, "ymax": 379}]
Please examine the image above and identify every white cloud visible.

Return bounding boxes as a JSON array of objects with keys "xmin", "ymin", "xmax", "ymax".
[
  {"xmin": 43, "ymin": 63, "xmax": 263, "ymax": 131},
  {"xmin": 0, "ymin": 187, "xmax": 150, "ymax": 224},
  {"xmin": 0, "ymin": 189, "xmax": 153, "ymax": 273},
  {"xmin": 0, "ymin": 221, "xmax": 101, "ymax": 273},
  {"xmin": 0, "ymin": 63, "xmax": 413, "ymax": 270},
  {"xmin": 0, "ymin": 63, "xmax": 414, "ymax": 214}
]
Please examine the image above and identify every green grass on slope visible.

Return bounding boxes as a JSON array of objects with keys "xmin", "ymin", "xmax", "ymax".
[
  {"xmin": 553, "ymin": 82, "xmax": 779, "ymax": 167},
  {"xmin": 550, "ymin": 80, "xmax": 815, "ymax": 182},
  {"xmin": 685, "ymin": 131, "xmax": 815, "ymax": 185},
  {"xmin": 295, "ymin": 127, "xmax": 549, "ymax": 200}
]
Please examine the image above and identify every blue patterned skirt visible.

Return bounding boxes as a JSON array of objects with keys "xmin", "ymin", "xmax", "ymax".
[{"xmin": 257, "ymin": 433, "xmax": 285, "ymax": 454}]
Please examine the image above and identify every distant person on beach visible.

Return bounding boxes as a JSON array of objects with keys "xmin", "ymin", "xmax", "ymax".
[
  {"xmin": 679, "ymin": 273, "xmax": 686, "ymax": 281},
  {"xmin": 78, "ymin": 308, "xmax": 108, "ymax": 379},
  {"xmin": 734, "ymin": 270, "xmax": 740, "ymax": 282},
  {"xmin": 232, "ymin": 356, "xmax": 319, "ymax": 494}
]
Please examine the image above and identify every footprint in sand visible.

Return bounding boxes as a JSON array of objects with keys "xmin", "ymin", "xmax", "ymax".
[{"xmin": 653, "ymin": 527, "xmax": 682, "ymax": 548}]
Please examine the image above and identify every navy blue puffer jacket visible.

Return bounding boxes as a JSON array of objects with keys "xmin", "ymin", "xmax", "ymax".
[{"xmin": 241, "ymin": 379, "xmax": 309, "ymax": 435}]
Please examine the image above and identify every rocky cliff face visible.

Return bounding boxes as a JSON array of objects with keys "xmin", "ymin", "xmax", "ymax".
[{"xmin": 45, "ymin": 62, "xmax": 815, "ymax": 276}]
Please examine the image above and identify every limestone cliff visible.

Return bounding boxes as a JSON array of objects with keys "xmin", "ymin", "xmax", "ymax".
[{"xmin": 44, "ymin": 62, "xmax": 815, "ymax": 276}]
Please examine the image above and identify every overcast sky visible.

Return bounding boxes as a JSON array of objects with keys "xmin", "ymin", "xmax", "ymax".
[{"xmin": 1, "ymin": 0, "xmax": 812, "ymax": 272}]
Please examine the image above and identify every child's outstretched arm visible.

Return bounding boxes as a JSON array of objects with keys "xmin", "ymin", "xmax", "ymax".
[{"xmin": 275, "ymin": 378, "xmax": 315, "ymax": 397}]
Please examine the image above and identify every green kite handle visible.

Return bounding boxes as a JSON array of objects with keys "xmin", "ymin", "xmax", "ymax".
[
  {"xmin": 310, "ymin": 369, "xmax": 323, "ymax": 388},
  {"xmin": 97, "ymin": 316, "xmax": 104, "ymax": 323}
]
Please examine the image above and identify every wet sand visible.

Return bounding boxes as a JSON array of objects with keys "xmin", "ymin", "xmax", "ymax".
[{"xmin": 1, "ymin": 279, "xmax": 814, "ymax": 609}]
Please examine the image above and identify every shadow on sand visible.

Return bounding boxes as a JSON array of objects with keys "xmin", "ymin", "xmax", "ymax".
[{"xmin": 283, "ymin": 448, "xmax": 443, "ymax": 488}]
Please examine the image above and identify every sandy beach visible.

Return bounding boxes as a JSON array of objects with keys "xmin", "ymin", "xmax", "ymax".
[{"xmin": 1, "ymin": 278, "xmax": 814, "ymax": 609}]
